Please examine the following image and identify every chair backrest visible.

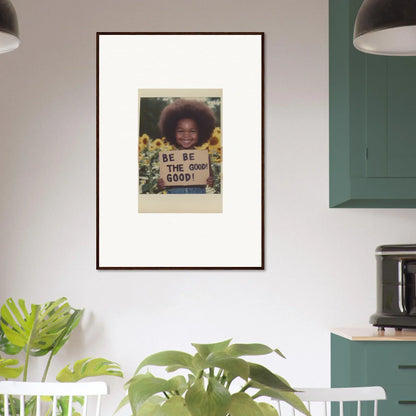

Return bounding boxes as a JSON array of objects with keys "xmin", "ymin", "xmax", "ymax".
[
  {"xmin": 274, "ymin": 386, "xmax": 386, "ymax": 416},
  {"xmin": 0, "ymin": 381, "xmax": 108, "ymax": 416}
]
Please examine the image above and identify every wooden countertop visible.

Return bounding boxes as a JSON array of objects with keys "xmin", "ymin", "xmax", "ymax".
[{"xmin": 331, "ymin": 327, "xmax": 416, "ymax": 341}]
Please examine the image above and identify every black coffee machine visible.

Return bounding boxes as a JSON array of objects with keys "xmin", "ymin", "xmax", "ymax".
[{"xmin": 370, "ymin": 244, "xmax": 416, "ymax": 330}]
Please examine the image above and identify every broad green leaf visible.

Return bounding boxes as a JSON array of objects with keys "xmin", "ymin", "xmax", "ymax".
[
  {"xmin": 56, "ymin": 357, "xmax": 123, "ymax": 382},
  {"xmin": 192, "ymin": 353, "xmax": 209, "ymax": 371},
  {"xmin": 257, "ymin": 402, "xmax": 279, "ymax": 416},
  {"xmin": 226, "ymin": 344, "xmax": 285, "ymax": 359},
  {"xmin": 115, "ymin": 396, "xmax": 165, "ymax": 415},
  {"xmin": 185, "ymin": 377, "xmax": 231, "ymax": 416},
  {"xmin": 128, "ymin": 374, "xmax": 187, "ymax": 416},
  {"xmin": 171, "ymin": 375, "xmax": 187, "ymax": 395},
  {"xmin": 135, "ymin": 351, "xmax": 195, "ymax": 374},
  {"xmin": 206, "ymin": 352, "xmax": 249, "ymax": 381},
  {"xmin": 191, "ymin": 340, "xmax": 232, "ymax": 359},
  {"xmin": 146, "ymin": 397, "xmax": 166, "ymax": 405},
  {"xmin": 229, "ymin": 393, "xmax": 263, "ymax": 416},
  {"xmin": 155, "ymin": 396, "xmax": 191, "ymax": 416},
  {"xmin": 0, "ymin": 298, "xmax": 72, "ymax": 356},
  {"xmin": 249, "ymin": 364, "xmax": 295, "ymax": 392},
  {"xmin": 0, "ymin": 357, "xmax": 23, "ymax": 379},
  {"xmin": 136, "ymin": 402, "xmax": 161, "ymax": 416},
  {"xmin": 253, "ymin": 389, "xmax": 310, "ymax": 416},
  {"xmin": 166, "ymin": 365, "xmax": 184, "ymax": 373},
  {"xmin": 128, "ymin": 374, "xmax": 169, "ymax": 415}
]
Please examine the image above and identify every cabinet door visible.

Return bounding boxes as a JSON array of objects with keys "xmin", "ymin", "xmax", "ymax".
[
  {"xmin": 329, "ymin": 0, "xmax": 416, "ymax": 207},
  {"xmin": 366, "ymin": 57, "xmax": 416, "ymax": 179}
]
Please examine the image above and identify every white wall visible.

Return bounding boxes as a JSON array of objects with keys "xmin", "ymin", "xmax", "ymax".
[{"xmin": 1, "ymin": 0, "xmax": 416, "ymax": 412}]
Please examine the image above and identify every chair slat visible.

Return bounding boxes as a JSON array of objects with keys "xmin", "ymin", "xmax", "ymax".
[
  {"xmin": 20, "ymin": 394, "xmax": 24, "ymax": 416},
  {"xmin": 4, "ymin": 394, "xmax": 9, "ymax": 416},
  {"xmin": 82, "ymin": 395, "xmax": 88, "ymax": 416},
  {"xmin": 96, "ymin": 395, "xmax": 102, "ymax": 416},
  {"xmin": 36, "ymin": 395, "xmax": 41, "ymax": 416},
  {"xmin": 52, "ymin": 394, "xmax": 57, "ymax": 416},
  {"xmin": 68, "ymin": 395, "xmax": 73, "ymax": 416}
]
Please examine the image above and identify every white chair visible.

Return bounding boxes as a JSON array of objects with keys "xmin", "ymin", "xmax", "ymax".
[
  {"xmin": 0, "ymin": 381, "xmax": 108, "ymax": 416},
  {"xmin": 274, "ymin": 386, "xmax": 387, "ymax": 416}
]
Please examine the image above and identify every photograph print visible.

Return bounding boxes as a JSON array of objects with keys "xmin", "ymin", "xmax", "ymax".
[{"xmin": 138, "ymin": 89, "xmax": 222, "ymax": 213}]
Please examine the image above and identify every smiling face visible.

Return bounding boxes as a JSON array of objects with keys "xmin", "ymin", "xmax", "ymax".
[{"xmin": 175, "ymin": 118, "xmax": 199, "ymax": 149}]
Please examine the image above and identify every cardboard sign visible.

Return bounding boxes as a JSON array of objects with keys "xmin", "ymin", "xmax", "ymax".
[{"xmin": 159, "ymin": 149, "xmax": 210, "ymax": 186}]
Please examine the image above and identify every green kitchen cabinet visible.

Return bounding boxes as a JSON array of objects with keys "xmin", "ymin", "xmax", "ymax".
[
  {"xmin": 329, "ymin": 0, "xmax": 416, "ymax": 208},
  {"xmin": 331, "ymin": 330, "xmax": 416, "ymax": 416}
]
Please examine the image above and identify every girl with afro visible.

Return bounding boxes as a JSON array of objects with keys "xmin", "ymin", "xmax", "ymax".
[{"xmin": 157, "ymin": 98, "xmax": 217, "ymax": 194}]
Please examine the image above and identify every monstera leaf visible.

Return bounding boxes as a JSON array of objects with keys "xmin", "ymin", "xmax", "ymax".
[
  {"xmin": 56, "ymin": 357, "xmax": 123, "ymax": 382},
  {"xmin": 0, "ymin": 297, "xmax": 85, "ymax": 381},
  {"xmin": 0, "ymin": 298, "xmax": 73, "ymax": 355},
  {"xmin": 38, "ymin": 308, "xmax": 84, "ymax": 358},
  {"xmin": 0, "ymin": 356, "xmax": 23, "ymax": 379},
  {"xmin": 0, "ymin": 325, "xmax": 22, "ymax": 356}
]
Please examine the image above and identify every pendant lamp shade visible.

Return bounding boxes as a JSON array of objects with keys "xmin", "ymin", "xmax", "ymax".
[
  {"xmin": 353, "ymin": 0, "xmax": 416, "ymax": 55},
  {"xmin": 0, "ymin": 0, "xmax": 19, "ymax": 54}
]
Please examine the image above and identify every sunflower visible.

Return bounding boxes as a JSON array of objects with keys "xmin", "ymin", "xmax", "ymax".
[
  {"xmin": 149, "ymin": 142, "xmax": 156, "ymax": 151},
  {"xmin": 153, "ymin": 138, "xmax": 164, "ymax": 148},
  {"xmin": 208, "ymin": 135, "xmax": 220, "ymax": 148},
  {"xmin": 139, "ymin": 134, "xmax": 150, "ymax": 147},
  {"xmin": 208, "ymin": 130, "xmax": 221, "ymax": 152}
]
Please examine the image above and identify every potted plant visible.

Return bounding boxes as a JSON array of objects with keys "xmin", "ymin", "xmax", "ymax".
[{"xmin": 117, "ymin": 339, "xmax": 310, "ymax": 416}]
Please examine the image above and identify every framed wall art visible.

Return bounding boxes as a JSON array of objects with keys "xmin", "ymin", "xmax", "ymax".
[{"xmin": 96, "ymin": 32, "xmax": 264, "ymax": 269}]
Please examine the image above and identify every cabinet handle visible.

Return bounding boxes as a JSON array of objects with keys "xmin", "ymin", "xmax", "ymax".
[
  {"xmin": 399, "ymin": 401, "xmax": 416, "ymax": 405},
  {"xmin": 398, "ymin": 365, "xmax": 416, "ymax": 369}
]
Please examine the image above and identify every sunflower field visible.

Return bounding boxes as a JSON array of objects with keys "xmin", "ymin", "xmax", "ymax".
[{"xmin": 138, "ymin": 126, "xmax": 222, "ymax": 194}]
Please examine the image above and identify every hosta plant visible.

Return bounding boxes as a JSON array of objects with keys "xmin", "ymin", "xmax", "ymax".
[
  {"xmin": 118, "ymin": 339, "xmax": 310, "ymax": 416},
  {"xmin": 0, "ymin": 297, "xmax": 123, "ymax": 416}
]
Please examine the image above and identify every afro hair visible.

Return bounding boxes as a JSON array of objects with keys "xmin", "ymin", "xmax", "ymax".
[{"xmin": 158, "ymin": 99, "xmax": 216, "ymax": 146}]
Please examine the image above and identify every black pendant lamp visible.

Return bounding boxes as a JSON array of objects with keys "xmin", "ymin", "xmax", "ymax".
[
  {"xmin": 354, "ymin": 0, "xmax": 416, "ymax": 55},
  {"xmin": 0, "ymin": 0, "xmax": 19, "ymax": 54}
]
